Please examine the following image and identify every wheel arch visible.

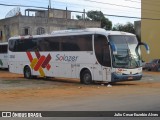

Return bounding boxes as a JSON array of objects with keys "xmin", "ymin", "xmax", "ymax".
[
  {"xmin": 80, "ymin": 67, "xmax": 93, "ymax": 80},
  {"xmin": 23, "ymin": 65, "xmax": 32, "ymax": 74}
]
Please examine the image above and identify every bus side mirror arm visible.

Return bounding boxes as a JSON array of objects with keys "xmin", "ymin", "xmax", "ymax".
[
  {"xmin": 109, "ymin": 41, "xmax": 117, "ymax": 55},
  {"xmin": 139, "ymin": 42, "xmax": 150, "ymax": 54}
]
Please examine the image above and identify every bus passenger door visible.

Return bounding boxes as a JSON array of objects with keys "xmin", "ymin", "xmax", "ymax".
[
  {"xmin": 94, "ymin": 34, "xmax": 111, "ymax": 82},
  {"xmin": 93, "ymin": 64, "xmax": 102, "ymax": 81},
  {"xmin": 102, "ymin": 46, "xmax": 112, "ymax": 82},
  {"xmin": 102, "ymin": 67, "xmax": 111, "ymax": 82}
]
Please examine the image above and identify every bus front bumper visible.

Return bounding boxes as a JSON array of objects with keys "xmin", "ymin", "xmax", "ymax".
[{"xmin": 111, "ymin": 72, "xmax": 142, "ymax": 82}]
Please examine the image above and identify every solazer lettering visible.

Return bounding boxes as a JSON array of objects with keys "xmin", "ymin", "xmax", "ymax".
[{"xmin": 56, "ymin": 54, "xmax": 78, "ymax": 62}]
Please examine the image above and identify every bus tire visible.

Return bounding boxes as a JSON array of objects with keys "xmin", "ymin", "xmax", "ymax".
[
  {"xmin": 80, "ymin": 69, "xmax": 92, "ymax": 85},
  {"xmin": 24, "ymin": 66, "xmax": 32, "ymax": 79}
]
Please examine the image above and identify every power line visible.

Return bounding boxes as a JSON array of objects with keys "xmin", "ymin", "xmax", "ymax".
[
  {"xmin": 53, "ymin": 0, "xmax": 141, "ymax": 13},
  {"xmin": 124, "ymin": 0, "xmax": 141, "ymax": 3},
  {"xmin": 81, "ymin": 0, "xmax": 160, "ymax": 13},
  {"xmin": 1, "ymin": 2, "xmax": 160, "ymax": 21},
  {"xmin": 1, "ymin": 0, "xmax": 160, "ymax": 16},
  {"xmin": 54, "ymin": 0, "xmax": 160, "ymax": 16},
  {"xmin": 51, "ymin": 0, "xmax": 160, "ymax": 16},
  {"xmin": 104, "ymin": 14, "xmax": 160, "ymax": 21},
  {"xmin": 0, "ymin": 0, "xmax": 141, "ymax": 16},
  {"xmin": 82, "ymin": 0, "xmax": 141, "ymax": 9}
]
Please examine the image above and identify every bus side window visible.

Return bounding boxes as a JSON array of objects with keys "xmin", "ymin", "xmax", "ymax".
[
  {"xmin": 48, "ymin": 37, "xmax": 60, "ymax": 51},
  {"xmin": 9, "ymin": 40, "xmax": 15, "ymax": 52},
  {"xmin": 61, "ymin": 36, "xmax": 80, "ymax": 51},
  {"xmin": 0, "ymin": 45, "xmax": 7, "ymax": 53}
]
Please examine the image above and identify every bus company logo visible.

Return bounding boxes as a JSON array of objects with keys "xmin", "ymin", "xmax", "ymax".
[
  {"xmin": 26, "ymin": 52, "xmax": 52, "ymax": 77},
  {"xmin": 56, "ymin": 54, "xmax": 78, "ymax": 62}
]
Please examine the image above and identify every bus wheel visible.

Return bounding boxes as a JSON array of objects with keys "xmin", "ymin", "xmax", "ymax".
[
  {"xmin": 24, "ymin": 66, "xmax": 32, "ymax": 79},
  {"xmin": 81, "ymin": 70, "xmax": 92, "ymax": 85}
]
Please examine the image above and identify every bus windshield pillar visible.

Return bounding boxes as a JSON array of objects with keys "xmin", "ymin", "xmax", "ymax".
[{"xmin": 109, "ymin": 41, "xmax": 117, "ymax": 55}]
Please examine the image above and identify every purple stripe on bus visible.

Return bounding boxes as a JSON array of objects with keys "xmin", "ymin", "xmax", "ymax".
[{"xmin": 42, "ymin": 54, "xmax": 52, "ymax": 68}]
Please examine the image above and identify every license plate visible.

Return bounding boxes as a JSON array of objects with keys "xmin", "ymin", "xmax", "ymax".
[{"xmin": 128, "ymin": 77, "xmax": 133, "ymax": 80}]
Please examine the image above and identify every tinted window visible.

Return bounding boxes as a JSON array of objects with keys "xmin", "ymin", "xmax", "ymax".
[
  {"xmin": 9, "ymin": 35, "xmax": 92, "ymax": 52},
  {"xmin": 94, "ymin": 35, "xmax": 111, "ymax": 67},
  {"xmin": 47, "ymin": 37, "xmax": 60, "ymax": 51},
  {"xmin": 0, "ymin": 44, "xmax": 7, "ymax": 53},
  {"xmin": 36, "ymin": 37, "xmax": 60, "ymax": 51},
  {"xmin": 9, "ymin": 40, "xmax": 16, "ymax": 52},
  {"xmin": 9, "ymin": 39, "xmax": 37, "ymax": 52},
  {"xmin": 61, "ymin": 35, "xmax": 92, "ymax": 51}
]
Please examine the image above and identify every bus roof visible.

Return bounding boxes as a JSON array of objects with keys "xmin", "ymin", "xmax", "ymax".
[
  {"xmin": 51, "ymin": 28, "xmax": 135, "ymax": 36},
  {"xmin": 9, "ymin": 28, "xmax": 135, "ymax": 40}
]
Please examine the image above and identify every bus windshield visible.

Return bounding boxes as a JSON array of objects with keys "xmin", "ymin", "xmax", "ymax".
[{"xmin": 108, "ymin": 35, "xmax": 141, "ymax": 69}]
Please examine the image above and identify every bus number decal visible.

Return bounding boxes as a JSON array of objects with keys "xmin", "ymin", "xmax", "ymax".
[{"xmin": 26, "ymin": 52, "xmax": 52, "ymax": 77}]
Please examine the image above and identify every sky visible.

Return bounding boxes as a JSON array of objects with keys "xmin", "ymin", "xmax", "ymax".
[{"xmin": 0, "ymin": 0, "xmax": 141, "ymax": 26}]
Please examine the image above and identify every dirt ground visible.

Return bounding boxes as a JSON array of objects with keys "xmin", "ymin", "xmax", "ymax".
[{"xmin": 0, "ymin": 70, "xmax": 160, "ymax": 105}]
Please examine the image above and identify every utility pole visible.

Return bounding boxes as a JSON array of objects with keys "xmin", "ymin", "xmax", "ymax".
[{"xmin": 49, "ymin": 0, "xmax": 51, "ymax": 8}]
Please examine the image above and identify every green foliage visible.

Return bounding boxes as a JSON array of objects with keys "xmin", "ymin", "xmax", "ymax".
[
  {"xmin": 76, "ymin": 10, "xmax": 112, "ymax": 30},
  {"xmin": 112, "ymin": 22, "xmax": 135, "ymax": 34},
  {"xmin": 76, "ymin": 15, "xmax": 82, "ymax": 20},
  {"xmin": 87, "ymin": 11, "xmax": 112, "ymax": 30}
]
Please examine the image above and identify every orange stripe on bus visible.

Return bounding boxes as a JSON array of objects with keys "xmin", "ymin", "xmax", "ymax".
[{"xmin": 26, "ymin": 52, "xmax": 33, "ymax": 62}]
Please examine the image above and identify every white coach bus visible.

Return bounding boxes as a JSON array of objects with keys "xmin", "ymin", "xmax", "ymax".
[
  {"xmin": 8, "ymin": 28, "xmax": 149, "ymax": 84},
  {"xmin": 0, "ymin": 42, "xmax": 8, "ymax": 69}
]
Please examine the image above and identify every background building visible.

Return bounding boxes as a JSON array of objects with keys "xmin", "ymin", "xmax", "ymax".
[
  {"xmin": 134, "ymin": 21, "xmax": 141, "ymax": 42},
  {"xmin": 0, "ymin": 8, "xmax": 101, "ymax": 42},
  {"xmin": 141, "ymin": 0, "xmax": 160, "ymax": 62}
]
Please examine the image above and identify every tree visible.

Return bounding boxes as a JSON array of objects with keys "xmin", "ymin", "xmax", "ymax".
[
  {"xmin": 123, "ymin": 22, "xmax": 135, "ymax": 34},
  {"xmin": 112, "ymin": 23, "xmax": 124, "ymax": 31},
  {"xmin": 76, "ymin": 10, "xmax": 112, "ymax": 30},
  {"xmin": 76, "ymin": 15, "xmax": 83, "ymax": 20},
  {"xmin": 87, "ymin": 11, "xmax": 112, "ymax": 30},
  {"xmin": 76, "ymin": 15, "xmax": 90, "ymax": 21},
  {"xmin": 112, "ymin": 22, "xmax": 135, "ymax": 34}
]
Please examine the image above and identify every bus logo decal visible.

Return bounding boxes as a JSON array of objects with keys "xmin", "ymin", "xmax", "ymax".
[
  {"xmin": 26, "ymin": 52, "xmax": 52, "ymax": 77},
  {"xmin": 56, "ymin": 54, "xmax": 78, "ymax": 62}
]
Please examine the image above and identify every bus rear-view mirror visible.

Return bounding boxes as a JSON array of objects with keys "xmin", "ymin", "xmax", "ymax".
[{"xmin": 139, "ymin": 42, "xmax": 150, "ymax": 54}]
